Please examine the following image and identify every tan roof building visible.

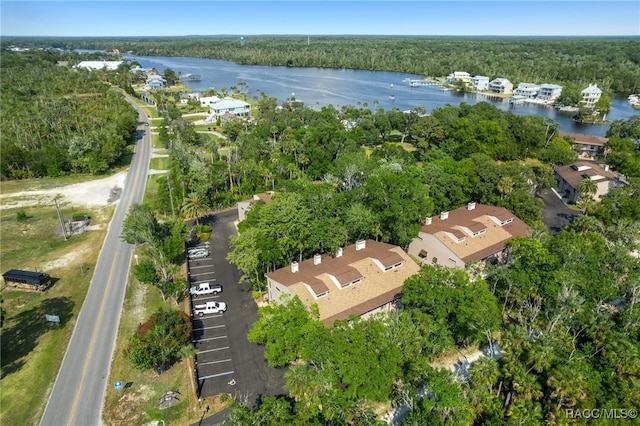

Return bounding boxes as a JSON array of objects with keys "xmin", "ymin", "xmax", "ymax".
[
  {"xmin": 265, "ymin": 239, "xmax": 419, "ymax": 326},
  {"xmin": 237, "ymin": 192, "xmax": 273, "ymax": 221},
  {"xmin": 408, "ymin": 203, "xmax": 529, "ymax": 268},
  {"xmin": 554, "ymin": 161, "xmax": 625, "ymax": 203},
  {"xmin": 559, "ymin": 132, "xmax": 608, "ymax": 159}
]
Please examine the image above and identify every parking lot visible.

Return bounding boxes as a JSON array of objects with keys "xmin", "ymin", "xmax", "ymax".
[{"xmin": 187, "ymin": 209, "xmax": 285, "ymax": 406}]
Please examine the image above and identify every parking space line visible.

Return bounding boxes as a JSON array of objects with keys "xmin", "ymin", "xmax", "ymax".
[
  {"xmin": 190, "ymin": 265, "xmax": 215, "ymax": 270},
  {"xmin": 194, "ymin": 336, "xmax": 227, "ymax": 343},
  {"xmin": 198, "ymin": 371, "xmax": 234, "ymax": 381},
  {"xmin": 198, "ymin": 359, "xmax": 232, "ymax": 366},
  {"xmin": 193, "ymin": 325, "xmax": 225, "ymax": 332},
  {"xmin": 199, "ymin": 346, "xmax": 230, "ymax": 354},
  {"xmin": 191, "ymin": 279, "xmax": 217, "ymax": 284},
  {"xmin": 189, "ymin": 271, "xmax": 215, "ymax": 275},
  {"xmin": 192, "ymin": 313, "xmax": 224, "ymax": 319}
]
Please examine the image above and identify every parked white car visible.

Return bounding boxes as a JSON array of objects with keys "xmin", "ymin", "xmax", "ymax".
[
  {"xmin": 193, "ymin": 301, "xmax": 227, "ymax": 316},
  {"xmin": 190, "ymin": 282, "xmax": 222, "ymax": 297}
]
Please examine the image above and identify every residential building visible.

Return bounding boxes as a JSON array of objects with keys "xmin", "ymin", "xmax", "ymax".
[
  {"xmin": 488, "ymin": 78, "xmax": 513, "ymax": 94},
  {"xmin": 513, "ymin": 83, "xmax": 541, "ymax": 99},
  {"xmin": 75, "ymin": 60, "xmax": 124, "ymax": 71},
  {"xmin": 266, "ymin": 240, "xmax": 420, "ymax": 326},
  {"xmin": 200, "ymin": 96, "xmax": 221, "ymax": 108},
  {"xmin": 206, "ymin": 97, "xmax": 251, "ymax": 121},
  {"xmin": 145, "ymin": 74, "xmax": 166, "ymax": 90},
  {"xmin": 408, "ymin": 203, "xmax": 529, "ymax": 268},
  {"xmin": 237, "ymin": 192, "xmax": 273, "ymax": 221},
  {"xmin": 554, "ymin": 161, "xmax": 625, "ymax": 203},
  {"xmin": 581, "ymin": 84, "xmax": 602, "ymax": 107},
  {"xmin": 537, "ymin": 84, "xmax": 563, "ymax": 101},
  {"xmin": 472, "ymin": 76, "xmax": 490, "ymax": 91},
  {"xmin": 559, "ymin": 132, "xmax": 608, "ymax": 159},
  {"xmin": 446, "ymin": 71, "xmax": 473, "ymax": 85}
]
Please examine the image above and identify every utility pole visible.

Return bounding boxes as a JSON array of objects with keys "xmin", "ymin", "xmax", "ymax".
[
  {"xmin": 54, "ymin": 199, "xmax": 67, "ymax": 240},
  {"xmin": 167, "ymin": 177, "xmax": 176, "ymax": 218}
]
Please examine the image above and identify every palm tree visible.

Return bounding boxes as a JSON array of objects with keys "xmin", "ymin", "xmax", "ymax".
[
  {"xmin": 577, "ymin": 177, "xmax": 598, "ymax": 201},
  {"xmin": 181, "ymin": 193, "xmax": 210, "ymax": 227},
  {"xmin": 497, "ymin": 176, "xmax": 514, "ymax": 199}
]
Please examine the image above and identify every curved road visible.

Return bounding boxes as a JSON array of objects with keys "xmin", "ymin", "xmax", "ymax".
[{"xmin": 40, "ymin": 98, "xmax": 151, "ymax": 426}]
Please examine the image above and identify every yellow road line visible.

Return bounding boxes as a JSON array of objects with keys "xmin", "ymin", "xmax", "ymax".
[{"xmin": 66, "ymin": 252, "xmax": 119, "ymax": 426}]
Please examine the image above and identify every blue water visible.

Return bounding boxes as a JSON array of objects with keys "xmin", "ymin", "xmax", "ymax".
[{"xmin": 127, "ymin": 55, "xmax": 639, "ymax": 137}]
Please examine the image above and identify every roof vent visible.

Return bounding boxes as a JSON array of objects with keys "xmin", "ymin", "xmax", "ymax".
[
  {"xmin": 291, "ymin": 261, "xmax": 299, "ymax": 273},
  {"xmin": 355, "ymin": 240, "xmax": 366, "ymax": 251},
  {"xmin": 314, "ymin": 254, "xmax": 321, "ymax": 265},
  {"xmin": 467, "ymin": 202, "xmax": 476, "ymax": 210},
  {"xmin": 336, "ymin": 247, "xmax": 343, "ymax": 258},
  {"xmin": 440, "ymin": 211, "xmax": 449, "ymax": 220}
]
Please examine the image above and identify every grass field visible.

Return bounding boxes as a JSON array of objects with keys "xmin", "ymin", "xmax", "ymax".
[{"xmin": 0, "ymin": 203, "xmax": 112, "ymax": 426}]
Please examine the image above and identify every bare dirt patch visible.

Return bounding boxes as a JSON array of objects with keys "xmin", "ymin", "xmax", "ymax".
[{"xmin": 0, "ymin": 171, "xmax": 128, "ymax": 211}]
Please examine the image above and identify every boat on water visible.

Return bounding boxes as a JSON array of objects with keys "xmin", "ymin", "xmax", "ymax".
[
  {"xmin": 181, "ymin": 73, "xmax": 202, "ymax": 82},
  {"xmin": 389, "ymin": 95, "xmax": 396, "ymax": 101},
  {"xmin": 628, "ymin": 94, "xmax": 640, "ymax": 109}
]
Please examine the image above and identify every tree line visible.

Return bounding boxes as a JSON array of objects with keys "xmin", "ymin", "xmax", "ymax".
[{"xmin": 4, "ymin": 36, "xmax": 640, "ymax": 94}]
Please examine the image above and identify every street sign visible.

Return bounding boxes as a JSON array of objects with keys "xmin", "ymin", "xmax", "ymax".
[
  {"xmin": 45, "ymin": 314, "xmax": 60, "ymax": 323},
  {"xmin": 114, "ymin": 381, "xmax": 123, "ymax": 390}
]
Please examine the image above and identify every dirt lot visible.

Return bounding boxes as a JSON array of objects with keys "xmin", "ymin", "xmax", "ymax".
[{"xmin": 0, "ymin": 171, "xmax": 128, "ymax": 211}]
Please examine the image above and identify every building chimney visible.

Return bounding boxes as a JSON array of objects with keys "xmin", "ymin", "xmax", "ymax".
[
  {"xmin": 314, "ymin": 254, "xmax": 321, "ymax": 265},
  {"xmin": 291, "ymin": 261, "xmax": 299, "ymax": 273},
  {"xmin": 336, "ymin": 247, "xmax": 343, "ymax": 258},
  {"xmin": 425, "ymin": 217, "xmax": 432, "ymax": 225},
  {"xmin": 440, "ymin": 211, "xmax": 449, "ymax": 220},
  {"xmin": 467, "ymin": 202, "xmax": 476, "ymax": 210},
  {"xmin": 355, "ymin": 240, "xmax": 366, "ymax": 251}
]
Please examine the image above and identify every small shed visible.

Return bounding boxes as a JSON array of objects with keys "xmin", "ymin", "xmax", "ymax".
[{"xmin": 2, "ymin": 269, "xmax": 52, "ymax": 291}]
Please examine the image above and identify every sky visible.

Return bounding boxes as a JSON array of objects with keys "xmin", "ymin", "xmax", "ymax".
[{"xmin": 1, "ymin": 1, "xmax": 639, "ymax": 37}]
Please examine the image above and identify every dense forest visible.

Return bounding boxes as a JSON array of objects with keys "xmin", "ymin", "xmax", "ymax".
[
  {"xmin": 4, "ymin": 36, "xmax": 640, "ymax": 95},
  {"xmin": 3, "ymin": 46, "xmax": 640, "ymax": 425},
  {"xmin": 0, "ymin": 50, "xmax": 138, "ymax": 178}
]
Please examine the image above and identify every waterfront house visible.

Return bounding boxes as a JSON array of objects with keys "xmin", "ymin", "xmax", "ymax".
[
  {"xmin": 206, "ymin": 97, "xmax": 251, "ymax": 120},
  {"xmin": 447, "ymin": 71, "xmax": 473, "ymax": 85},
  {"xmin": 488, "ymin": 78, "xmax": 513, "ymax": 94},
  {"xmin": 514, "ymin": 83, "xmax": 541, "ymax": 99},
  {"xmin": 472, "ymin": 76, "xmax": 490, "ymax": 91},
  {"xmin": 554, "ymin": 161, "xmax": 625, "ymax": 203},
  {"xmin": 266, "ymin": 240, "xmax": 419, "ymax": 326},
  {"xmin": 145, "ymin": 74, "xmax": 166, "ymax": 90},
  {"xmin": 407, "ymin": 203, "xmax": 529, "ymax": 269},
  {"xmin": 559, "ymin": 132, "xmax": 608, "ymax": 159},
  {"xmin": 538, "ymin": 84, "xmax": 563, "ymax": 101},
  {"xmin": 581, "ymin": 84, "xmax": 602, "ymax": 107},
  {"xmin": 200, "ymin": 96, "xmax": 221, "ymax": 108}
]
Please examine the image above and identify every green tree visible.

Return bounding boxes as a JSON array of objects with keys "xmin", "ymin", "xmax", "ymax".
[
  {"xmin": 402, "ymin": 265, "xmax": 501, "ymax": 346},
  {"xmin": 127, "ymin": 308, "xmax": 193, "ymax": 375},
  {"xmin": 120, "ymin": 203, "xmax": 160, "ymax": 246},
  {"xmin": 247, "ymin": 294, "xmax": 323, "ymax": 367},
  {"xmin": 181, "ymin": 193, "xmax": 210, "ymax": 226}
]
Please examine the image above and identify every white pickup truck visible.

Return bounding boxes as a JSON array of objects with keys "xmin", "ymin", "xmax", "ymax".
[
  {"xmin": 190, "ymin": 282, "xmax": 222, "ymax": 297},
  {"xmin": 193, "ymin": 301, "xmax": 227, "ymax": 316}
]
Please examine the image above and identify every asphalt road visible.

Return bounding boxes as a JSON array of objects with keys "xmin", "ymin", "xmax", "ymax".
[
  {"xmin": 40, "ymin": 99, "xmax": 151, "ymax": 426},
  {"xmin": 192, "ymin": 210, "xmax": 286, "ymax": 412},
  {"xmin": 538, "ymin": 188, "xmax": 580, "ymax": 234}
]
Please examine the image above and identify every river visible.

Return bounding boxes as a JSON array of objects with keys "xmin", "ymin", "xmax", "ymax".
[{"xmin": 126, "ymin": 55, "xmax": 639, "ymax": 137}]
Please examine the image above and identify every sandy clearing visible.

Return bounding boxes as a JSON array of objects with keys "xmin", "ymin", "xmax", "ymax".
[{"xmin": 0, "ymin": 170, "xmax": 128, "ymax": 210}]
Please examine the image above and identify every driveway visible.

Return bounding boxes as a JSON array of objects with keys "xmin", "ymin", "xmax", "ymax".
[
  {"xmin": 538, "ymin": 188, "xmax": 580, "ymax": 234},
  {"xmin": 188, "ymin": 209, "xmax": 285, "ymax": 410}
]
